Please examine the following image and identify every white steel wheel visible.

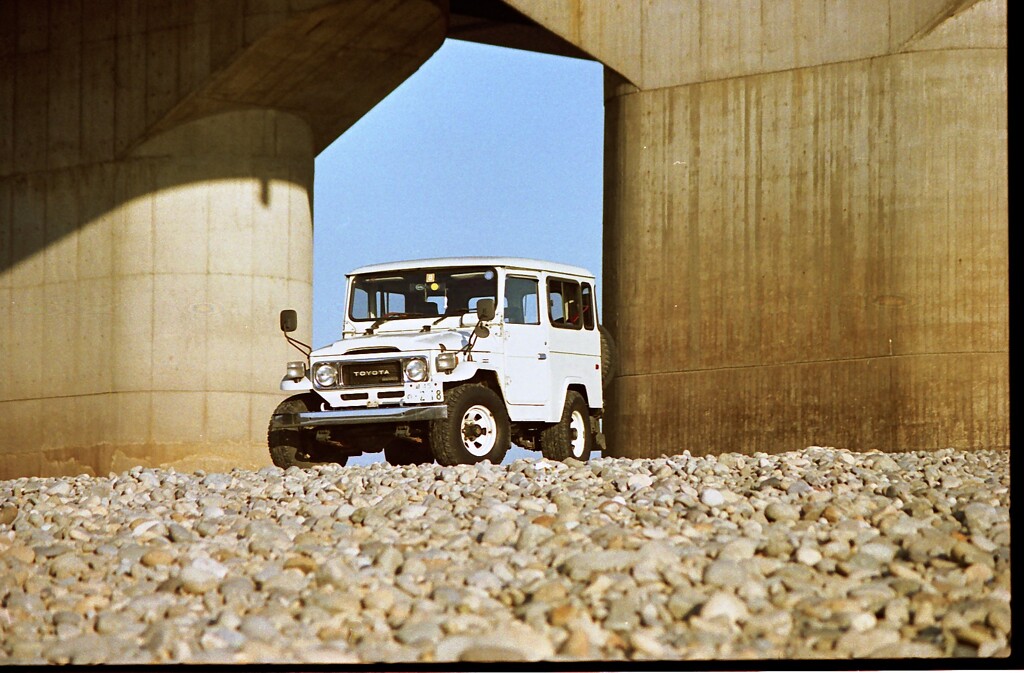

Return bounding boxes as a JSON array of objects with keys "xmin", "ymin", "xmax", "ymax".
[
  {"xmin": 429, "ymin": 384, "xmax": 511, "ymax": 466},
  {"xmin": 568, "ymin": 408, "xmax": 588, "ymax": 459},
  {"xmin": 461, "ymin": 404, "xmax": 498, "ymax": 457}
]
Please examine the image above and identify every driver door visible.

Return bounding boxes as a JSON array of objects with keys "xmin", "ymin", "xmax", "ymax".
[{"xmin": 501, "ymin": 275, "xmax": 550, "ymax": 406}]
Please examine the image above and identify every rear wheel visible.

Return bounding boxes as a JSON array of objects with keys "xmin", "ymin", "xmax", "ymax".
[
  {"xmin": 540, "ymin": 391, "xmax": 593, "ymax": 461},
  {"xmin": 267, "ymin": 394, "xmax": 347, "ymax": 469},
  {"xmin": 430, "ymin": 384, "xmax": 510, "ymax": 466}
]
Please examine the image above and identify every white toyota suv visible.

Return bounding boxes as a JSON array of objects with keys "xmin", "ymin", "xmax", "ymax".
[{"xmin": 268, "ymin": 257, "xmax": 614, "ymax": 467}]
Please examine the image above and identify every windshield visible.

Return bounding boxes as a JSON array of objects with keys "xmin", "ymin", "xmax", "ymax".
[{"xmin": 348, "ymin": 266, "xmax": 498, "ymax": 321}]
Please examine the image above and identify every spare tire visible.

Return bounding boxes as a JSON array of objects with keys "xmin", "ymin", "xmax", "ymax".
[{"xmin": 599, "ymin": 324, "xmax": 617, "ymax": 389}]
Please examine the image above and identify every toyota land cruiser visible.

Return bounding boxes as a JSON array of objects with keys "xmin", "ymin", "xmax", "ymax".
[{"xmin": 268, "ymin": 257, "xmax": 614, "ymax": 467}]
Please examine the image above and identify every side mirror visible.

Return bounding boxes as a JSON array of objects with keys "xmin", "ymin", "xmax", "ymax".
[
  {"xmin": 280, "ymin": 309, "xmax": 297, "ymax": 333},
  {"xmin": 473, "ymin": 324, "xmax": 491, "ymax": 339},
  {"xmin": 475, "ymin": 298, "xmax": 496, "ymax": 322}
]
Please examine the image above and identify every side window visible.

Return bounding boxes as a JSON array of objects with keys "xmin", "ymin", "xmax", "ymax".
[
  {"xmin": 581, "ymin": 282, "xmax": 595, "ymax": 330},
  {"xmin": 548, "ymin": 278, "xmax": 582, "ymax": 330},
  {"xmin": 504, "ymin": 276, "xmax": 539, "ymax": 325}
]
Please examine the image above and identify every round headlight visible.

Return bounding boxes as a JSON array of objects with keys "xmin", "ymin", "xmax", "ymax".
[
  {"xmin": 404, "ymin": 358, "xmax": 428, "ymax": 382},
  {"xmin": 313, "ymin": 363, "xmax": 337, "ymax": 387}
]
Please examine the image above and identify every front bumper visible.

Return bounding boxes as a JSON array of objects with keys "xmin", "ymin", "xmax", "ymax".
[{"xmin": 270, "ymin": 405, "xmax": 447, "ymax": 430}]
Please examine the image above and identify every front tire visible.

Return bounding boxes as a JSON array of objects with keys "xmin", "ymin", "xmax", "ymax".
[
  {"xmin": 540, "ymin": 391, "xmax": 593, "ymax": 461},
  {"xmin": 267, "ymin": 394, "xmax": 348, "ymax": 469},
  {"xmin": 430, "ymin": 384, "xmax": 510, "ymax": 466}
]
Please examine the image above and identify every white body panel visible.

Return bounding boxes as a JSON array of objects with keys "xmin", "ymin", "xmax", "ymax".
[{"xmin": 280, "ymin": 257, "xmax": 603, "ymax": 425}]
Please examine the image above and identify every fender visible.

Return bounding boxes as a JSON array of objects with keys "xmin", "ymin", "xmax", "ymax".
[
  {"xmin": 556, "ymin": 376, "xmax": 603, "ymax": 410},
  {"xmin": 554, "ymin": 377, "xmax": 586, "ymax": 412},
  {"xmin": 444, "ymin": 359, "xmax": 483, "ymax": 384},
  {"xmin": 281, "ymin": 375, "xmax": 313, "ymax": 392}
]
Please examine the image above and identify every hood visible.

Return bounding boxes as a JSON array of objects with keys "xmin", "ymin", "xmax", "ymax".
[{"xmin": 313, "ymin": 328, "xmax": 470, "ymax": 358}]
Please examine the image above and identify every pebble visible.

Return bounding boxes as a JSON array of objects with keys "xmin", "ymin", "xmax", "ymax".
[
  {"xmin": 141, "ymin": 549, "xmax": 174, "ymax": 568},
  {"xmin": 629, "ymin": 629, "xmax": 666, "ymax": 658},
  {"xmin": 795, "ymin": 547, "xmax": 823, "ymax": 566},
  {"xmin": 703, "ymin": 559, "xmax": 748, "ymax": 588},
  {"xmin": 764, "ymin": 502, "xmax": 800, "ymax": 522},
  {"xmin": 179, "ymin": 564, "xmax": 219, "ymax": 594},
  {"xmin": 700, "ymin": 591, "xmax": 750, "ymax": 624},
  {"xmin": 0, "ymin": 447, "xmax": 1008, "ymax": 663},
  {"xmin": 395, "ymin": 619, "xmax": 442, "ymax": 646},
  {"xmin": 835, "ymin": 626, "xmax": 900, "ymax": 657},
  {"xmin": 481, "ymin": 518, "xmax": 518, "ymax": 546},
  {"xmin": 699, "ymin": 488, "xmax": 725, "ymax": 507},
  {"xmin": 718, "ymin": 537, "xmax": 758, "ymax": 561}
]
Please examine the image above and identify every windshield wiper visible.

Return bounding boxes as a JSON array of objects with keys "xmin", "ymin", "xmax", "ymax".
[
  {"xmin": 364, "ymin": 312, "xmax": 430, "ymax": 334},
  {"xmin": 432, "ymin": 309, "xmax": 468, "ymax": 326}
]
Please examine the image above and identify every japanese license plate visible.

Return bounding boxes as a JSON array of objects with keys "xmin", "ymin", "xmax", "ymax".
[{"xmin": 404, "ymin": 381, "xmax": 444, "ymax": 403}]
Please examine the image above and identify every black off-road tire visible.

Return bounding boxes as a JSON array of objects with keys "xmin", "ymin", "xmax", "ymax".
[
  {"xmin": 599, "ymin": 324, "xmax": 617, "ymax": 389},
  {"xmin": 384, "ymin": 438, "xmax": 434, "ymax": 466},
  {"xmin": 429, "ymin": 384, "xmax": 510, "ymax": 466},
  {"xmin": 540, "ymin": 391, "xmax": 594, "ymax": 461},
  {"xmin": 267, "ymin": 394, "xmax": 347, "ymax": 469}
]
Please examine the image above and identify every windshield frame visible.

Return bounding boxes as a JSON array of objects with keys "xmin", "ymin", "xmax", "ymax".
[{"xmin": 346, "ymin": 265, "xmax": 499, "ymax": 324}]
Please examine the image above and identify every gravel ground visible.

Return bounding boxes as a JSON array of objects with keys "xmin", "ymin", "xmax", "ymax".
[{"xmin": 0, "ymin": 446, "xmax": 1011, "ymax": 664}]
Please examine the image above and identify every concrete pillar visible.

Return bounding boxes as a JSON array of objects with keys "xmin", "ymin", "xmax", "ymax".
[
  {"xmin": 0, "ymin": 110, "xmax": 314, "ymax": 478},
  {"xmin": 603, "ymin": 48, "xmax": 1007, "ymax": 457},
  {"xmin": 1, "ymin": 0, "xmax": 446, "ymax": 478},
  {"xmin": 504, "ymin": 0, "xmax": 1007, "ymax": 456}
]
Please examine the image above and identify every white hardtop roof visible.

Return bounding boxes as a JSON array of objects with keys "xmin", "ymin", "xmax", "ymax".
[{"xmin": 347, "ymin": 256, "xmax": 595, "ymax": 278}]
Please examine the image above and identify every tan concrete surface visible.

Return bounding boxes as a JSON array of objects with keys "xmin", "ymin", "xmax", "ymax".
[
  {"xmin": 1, "ymin": 109, "xmax": 315, "ymax": 479},
  {"xmin": 1, "ymin": 0, "xmax": 446, "ymax": 479},
  {"xmin": 591, "ymin": 3, "xmax": 1008, "ymax": 456},
  {"xmin": 503, "ymin": 0, "xmax": 1005, "ymax": 88}
]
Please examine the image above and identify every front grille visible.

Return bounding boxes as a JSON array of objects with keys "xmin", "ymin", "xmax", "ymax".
[{"xmin": 342, "ymin": 360, "xmax": 402, "ymax": 387}]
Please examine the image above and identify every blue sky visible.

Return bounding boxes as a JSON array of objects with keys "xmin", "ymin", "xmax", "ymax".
[{"xmin": 310, "ymin": 39, "xmax": 604, "ymax": 464}]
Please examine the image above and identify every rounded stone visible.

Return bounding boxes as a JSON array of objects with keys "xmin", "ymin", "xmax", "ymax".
[
  {"xmin": 795, "ymin": 547, "xmax": 823, "ymax": 566},
  {"xmin": 179, "ymin": 565, "xmax": 220, "ymax": 594},
  {"xmin": 700, "ymin": 591, "xmax": 750, "ymax": 624},
  {"xmin": 703, "ymin": 559, "xmax": 748, "ymax": 588},
  {"xmin": 700, "ymin": 488, "xmax": 725, "ymax": 507},
  {"xmin": 141, "ymin": 549, "xmax": 175, "ymax": 567},
  {"xmin": 764, "ymin": 502, "xmax": 800, "ymax": 522}
]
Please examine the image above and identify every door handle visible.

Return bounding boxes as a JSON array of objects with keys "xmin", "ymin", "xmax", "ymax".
[{"xmin": 538, "ymin": 353, "xmax": 547, "ymax": 360}]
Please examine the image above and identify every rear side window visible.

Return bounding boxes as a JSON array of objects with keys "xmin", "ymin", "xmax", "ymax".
[
  {"xmin": 548, "ymin": 278, "xmax": 582, "ymax": 330},
  {"xmin": 581, "ymin": 282, "xmax": 596, "ymax": 330}
]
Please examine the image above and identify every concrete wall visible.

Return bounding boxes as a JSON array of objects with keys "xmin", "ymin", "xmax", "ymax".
[
  {"xmin": 0, "ymin": 0, "xmax": 446, "ymax": 479},
  {"xmin": 506, "ymin": 0, "xmax": 1007, "ymax": 456},
  {"xmin": 0, "ymin": 0, "xmax": 1007, "ymax": 476}
]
